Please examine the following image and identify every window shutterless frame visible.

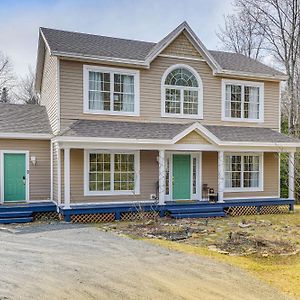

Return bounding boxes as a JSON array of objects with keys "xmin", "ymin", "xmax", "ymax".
[
  {"xmin": 83, "ymin": 65, "xmax": 140, "ymax": 116},
  {"xmin": 84, "ymin": 150, "xmax": 140, "ymax": 196},
  {"xmin": 221, "ymin": 79, "xmax": 264, "ymax": 123},
  {"xmin": 224, "ymin": 152, "xmax": 264, "ymax": 193}
]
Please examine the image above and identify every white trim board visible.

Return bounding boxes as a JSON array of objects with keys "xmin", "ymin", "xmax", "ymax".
[
  {"xmin": 0, "ymin": 150, "xmax": 30, "ymax": 204},
  {"xmin": 0, "ymin": 133, "xmax": 52, "ymax": 140}
]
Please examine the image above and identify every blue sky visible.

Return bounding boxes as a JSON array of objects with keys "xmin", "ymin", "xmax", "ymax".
[{"xmin": 0, "ymin": 0, "xmax": 233, "ymax": 76}]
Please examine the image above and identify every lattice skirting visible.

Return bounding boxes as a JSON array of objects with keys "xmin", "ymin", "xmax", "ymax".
[
  {"xmin": 121, "ymin": 211, "xmax": 159, "ymax": 221},
  {"xmin": 260, "ymin": 205, "xmax": 290, "ymax": 215},
  {"xmin": 33, "ymin": 211, "xmax": 60, "ymax": 221},
  {"xmin": 225, "ymin": 206, "xmax": 257, "ymax": 216},
  {"xmin": 70, "ymin": 213, "xmax": 115, "ymax": 223},
  {"xmin": 225, "ymin": 205, "xmax": 291, "ymax": 216}
]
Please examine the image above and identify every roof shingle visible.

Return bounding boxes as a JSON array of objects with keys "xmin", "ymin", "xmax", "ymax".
[
  {"xmin": 41, "ymin": 27, "xmax": 285, "ymax": 77},
  {"xmin": 60, "ymin": 119, "xmax": 297, "ymax": 144},
  {"xmin": 0, "ymin": 103, "xmax": 52, "ymax": 134}
]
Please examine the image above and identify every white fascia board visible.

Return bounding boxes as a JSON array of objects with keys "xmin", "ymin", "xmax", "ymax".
[
  {"xmin": 214, "ymin": 69, "xmax": 287, "ymax": 82},
  {"xmin": 0, "ymin": 132, "xmax": 52, "ymax": 140},
  {"xmin": 52, "ymin": 136, "xmax": 173, "ymax": 145},
  {"xmin": 53, "ymin": 51, "xmax": 149, "ymax": 68},
  {"xmin": 219, "ymin": 141, "xmax": 300, "ymax": 148}
]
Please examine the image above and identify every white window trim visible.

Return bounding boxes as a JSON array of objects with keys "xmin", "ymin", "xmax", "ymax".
[
  {"xmin": 83, "ymin": 65, "xmax": 140, "ymax": 116},
  {"xmin": 161, "ymin": 64, "xmax": 203, "ymax": 119},
  {"xmin": 84, "ymin": 149, "xmax": 140, "ymax": 196},
  {"xmin": 221, "ymin": 79, "xmax": 264, "ymax": 123},
  {"xmin": 224, "ymin": 152, "xmax": 264, "ymax": 193}
]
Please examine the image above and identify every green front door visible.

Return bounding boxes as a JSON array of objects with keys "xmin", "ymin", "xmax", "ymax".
[
  {"xmin": 4, "ymin": 153, "xmax": 26, "ymax": 202},
  {"xmin": 172, "ymin": 154, "xmax": 191, "ymax": 200}
]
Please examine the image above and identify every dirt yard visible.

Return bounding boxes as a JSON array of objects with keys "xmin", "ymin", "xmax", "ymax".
[
  {"xmin": 99, "ymin": 206, "xmax": 300, "ymax": 299},
  {"xmin": 0, "ymin": 222, "xmax": 291, "ymax": 300}
]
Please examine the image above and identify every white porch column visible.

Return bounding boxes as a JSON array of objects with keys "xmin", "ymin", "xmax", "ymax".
[
  {"xmin": 218, "ymin": 151, "xmax": 225, "ymax": 203},
  {"xmin": 57, "ymin": 144, "xmax": 61, "ymax": 205},
  {"xmin": 64, "ymin": 148, "xmax": 71, "ymax": 208},
  {"xmin": 158, "ymin": 150, "xmax": 165, "ymax": 205},
  {"xmin": 289, "ymin": 152, "xmax": 295, "ymax": 199}
]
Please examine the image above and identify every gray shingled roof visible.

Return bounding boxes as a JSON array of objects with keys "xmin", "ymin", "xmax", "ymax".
[
  {"xmin": 41, "ymin": 27, "xmax": 155, "ymax": 61},
  {"xmin": 209, "ymin": 50, "xmax": 284, "ymax": 77},
  {"xmin": 61, "ymin": 120, "xmax": 189, "ymax": 139},
  {"xmin": 61, "ymin": 120, "xmax": 297, "ymax": 144},
  {"xmin": 0, "ymin": 103, "xmax": 52, "ymax": 134},
  {"xmin": 205, "ymin": 125, "xmax": 298, "ymax": 143},
  {"xmin": 41, "ymin": 27, "xmax": 285, "ymax": 77}
]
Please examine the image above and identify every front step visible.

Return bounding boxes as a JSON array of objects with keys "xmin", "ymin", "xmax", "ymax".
[
  {"xmin": 170, "ymin": 211, "xmax": 226, "ymax": 219},
  {"xmin": 168, "ymin": 206, "xmax": 223, "ymax": 214},
  {"xmin": 0, "ymin": 211, "xmax": 33, "ymax": 218},
  {"xmin": 0, "ymin": 217, "xmax": 33, "ymax": 224}
]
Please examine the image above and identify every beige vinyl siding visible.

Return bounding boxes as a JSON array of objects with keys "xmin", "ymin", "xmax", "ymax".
[
  {"xmin": 202, "ymin": 152, "xmax": 279, "ymax": 198},
  {"xmin": 59, "ymin": 56, "xmax": 280, "ymax": 132},
  {"xmin": 176, "ymin": 131, "xmax": 211, "ymax": 144},
  {"xmin": 0, "ymin": 139, "xmax": 51, "ymax": 200},
  {"xmin": 160, "ymin": 31, "xmax": 201, "ymax": 58},
  {"xmin": 62, "ymin": 149, "xmax": 158, "ymax": 203},
  {"xmin": 40, "ymin": 49, "xmax": 58, "ymax": 134}
]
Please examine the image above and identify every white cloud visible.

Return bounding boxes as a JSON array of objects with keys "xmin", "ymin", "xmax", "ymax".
[{"xmin": 0, "ymin": 0, "xmax": 233, "ymax": 77}]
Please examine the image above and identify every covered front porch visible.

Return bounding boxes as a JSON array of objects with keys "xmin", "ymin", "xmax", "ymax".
[{"xmin": 53, "ymin": 120, "xmax": 299, "ymax": 221}]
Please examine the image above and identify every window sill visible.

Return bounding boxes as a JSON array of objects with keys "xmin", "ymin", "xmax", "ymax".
[
  {"xmin": 161, "ymin": 113, "xmax": 203, "ymax": 120},
  {"xmin": 224, "ymin": 187, "xmax": 263, "ymax": 193},
  {"xmin": 83, "ymin": 110, "xmax": 139, "ymax": 117},
  {"xmin": 84, "ymin": 191, "xmax": 140, "ymax": 196},
  {"xmin": 222, "ymin": 117, "xmax": 264, "ymax": 123}
]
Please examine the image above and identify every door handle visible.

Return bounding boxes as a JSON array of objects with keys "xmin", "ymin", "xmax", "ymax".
[{"xmin": 23, "ymin": 176, "xmax": 26, "ymax": 185}]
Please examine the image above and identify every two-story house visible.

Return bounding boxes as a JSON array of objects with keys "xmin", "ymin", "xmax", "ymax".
[{"xmin": 0, "ymin": 22, "xmax": 298, "ymax": 222}]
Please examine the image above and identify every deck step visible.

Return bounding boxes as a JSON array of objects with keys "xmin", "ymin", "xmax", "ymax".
[
  {"xmin": 170, "ymin": 211, "xmax": 226, "ymax": 219},
  {"xmin": 0, "ymin": 217, "xmax": 33, "ymax": 224},
  {"xmin": 0, "ymin": 211, "xmax": 33, "ymax": 218},
  {"xmin": 168, "ymin": 206, "xmax": 223, "ymax": 214},
  {"xmin": 0, "ymin": 203, "xmax": 56, "ymax": 213}
]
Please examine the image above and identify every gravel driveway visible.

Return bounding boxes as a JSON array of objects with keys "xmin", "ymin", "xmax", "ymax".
[{"xmin": 0, "ymin": 223, "xmax": 292, "ymax": 300}]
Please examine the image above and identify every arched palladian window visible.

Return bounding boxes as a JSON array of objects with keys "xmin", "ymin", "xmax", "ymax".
[{"xmin": 162, "ymin": 64, "xmax": 203, "ymax": 118}]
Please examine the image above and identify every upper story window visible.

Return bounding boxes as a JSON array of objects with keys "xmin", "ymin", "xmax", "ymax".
[
  {"xmin": 161, "ymin": 64, "xmax": 203, "ymax": 119},
  {"xmin": 83, "ymin": 65, "xmax": 140, "ymax": 116},
  {"xmin": 222, "ymin": 79, "xmax": 264, "ymax": 123}
]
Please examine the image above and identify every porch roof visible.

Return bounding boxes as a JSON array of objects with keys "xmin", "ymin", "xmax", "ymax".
[{"xmin": 59, "ymin": 119, "xmax": 299, "ymax": 145}]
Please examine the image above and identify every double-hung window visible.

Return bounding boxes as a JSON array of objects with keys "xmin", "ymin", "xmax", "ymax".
[
  {"xmin": 222, "ymin": 79, "xmax": 264, "ymax": 122},
  {"xmin": 84, "ymin": 150, "xmax": 140, "ymax": 195},
  {"xmin": 84, "ymin": 65, "xmax": 139, "ymax": 115},
  {"xmin": 225, "ymin": 153, "xmax": 263, "ymax": 192}
]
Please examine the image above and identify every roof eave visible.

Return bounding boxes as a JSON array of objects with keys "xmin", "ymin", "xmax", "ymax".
[
  {"xmin": 0, "ymin": 132, "xmax": 52, "ymax": 140},
  {"xmin": 214, "ymin": 69, "xmax": 287, "ymax": 81},
  {"xmin": 52, "ymin": 51, "xmax": 150, "ymax": 68}
]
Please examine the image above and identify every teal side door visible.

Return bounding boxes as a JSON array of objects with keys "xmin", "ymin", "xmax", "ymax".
[
  {"xmin": 172, "ymin": 154, "xmax": 191, "ymax": 200},
  {"xmin": 4, "ymin": 153, "xmax": 26, "ymax": 202}
]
